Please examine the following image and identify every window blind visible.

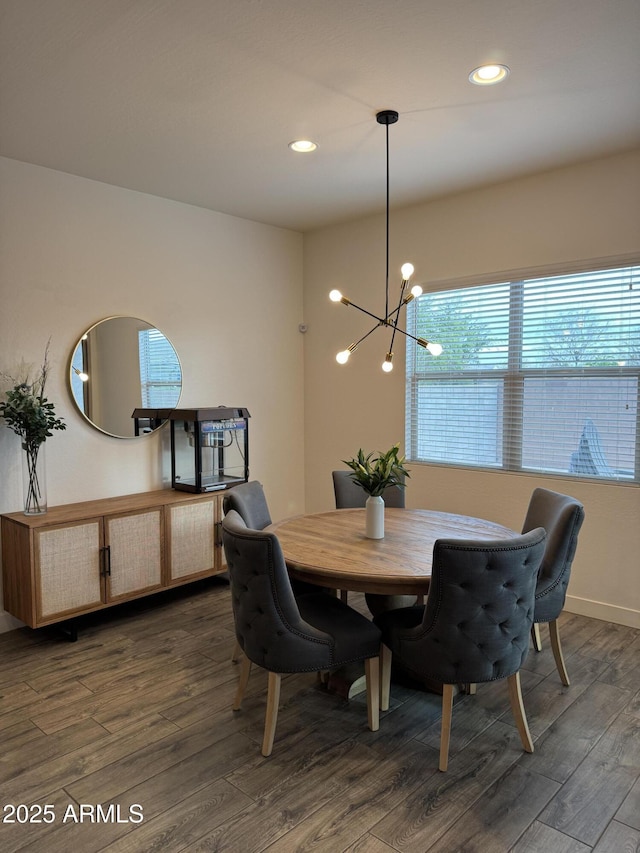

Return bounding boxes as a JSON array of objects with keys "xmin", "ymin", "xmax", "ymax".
[
  {"xmin": 138, "ymin": 328, "xmax": 182, "ymax": 407},
  {"xmin": 405, "ymin": 264, "xmax": 639, "ymax": 482}
]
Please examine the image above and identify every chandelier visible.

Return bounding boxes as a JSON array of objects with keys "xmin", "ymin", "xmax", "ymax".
[{"xmin": 330, "ymin": 109, "xmax": 442, "ymax": 372}]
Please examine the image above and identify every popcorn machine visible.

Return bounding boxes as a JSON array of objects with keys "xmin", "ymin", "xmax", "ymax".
[{"xmin": 167, "ymin": 407, "xmax": 250, "ymax": 493}]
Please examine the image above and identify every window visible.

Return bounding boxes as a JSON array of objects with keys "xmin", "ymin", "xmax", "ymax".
[
  {"xmin": 406, "ymin": 264, "xmax": 639, "ymax": 482},
  {"xmin": 138, "ymin": 328, "xmax": 182, "ymax": 407}
]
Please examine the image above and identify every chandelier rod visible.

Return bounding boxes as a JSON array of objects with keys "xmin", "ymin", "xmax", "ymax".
[
  {"xmin": 385, "ymin": 118, "xmax": 390, "ymax": 322},
  {"xmin": 377, "ymin": 109, "xmax": 398, "ymax": 323}
]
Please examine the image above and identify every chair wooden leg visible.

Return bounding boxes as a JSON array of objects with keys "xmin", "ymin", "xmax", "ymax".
[
  {"xmin": 507, "ymin": 671, "xmax": 534, "ymax": 754},
  {"xmin": 231, "ymin": 639, "xmax": 241, "ymax": 663},
  {"xmin": 380, "ymin": 644, "xmax": 392, "ymax": 712},
  {"xmin": 364, "ymin": 656, "xmax": 380, "ymax": 731},
  {"xmin": 531, "ymin": 623, "xmax": 542, "ymax": 652},
  {"xmin": 262, "ymin": 672, "xmax": 281, "ymax": 757},
  {"xmin": 548, "ymin": 619, "xmax": 571, "ymax": 686},
  {"xmin": 233, "ymin": 653, "xmax": 251, "ymax": 711},
  {"xmin": 439, "ymin": 684, "xmax": 455, "ymax": 772}
]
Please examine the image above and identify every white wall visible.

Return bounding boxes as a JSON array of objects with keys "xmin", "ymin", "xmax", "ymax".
[
  {"xmin": 303, "ymin": 150, "xmax": 640, "ymax": 629},
  {"xmin": 0, "ymin": 157, "xmax": 305, "ymax": 633}
]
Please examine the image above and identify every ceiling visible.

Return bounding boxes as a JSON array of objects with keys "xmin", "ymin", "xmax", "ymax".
[{"xmin": 1, "ymin": 0, "xmax": 639, "ymax": 232}]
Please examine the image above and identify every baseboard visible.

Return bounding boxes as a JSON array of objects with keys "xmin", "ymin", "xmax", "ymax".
[{"xmin": 565, "ymin": 594, "xmax": 640, "ymax": 629}]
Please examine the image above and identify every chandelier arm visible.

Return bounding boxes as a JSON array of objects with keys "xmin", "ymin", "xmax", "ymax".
[
  {"xmin": 387, "ymin": 282, "xmax": 407, "ymax": 354},
  {"xmin": 382, "ymin": 275, "xmax": 412, "ymax": 322},
  {"xmin": 383, "ymin": 302, "xmax": 403, "ymax": 323},
  {"xmin": 389, "ymin": 324, "xmax": 432, "ymax": 348},
  {"xmin": 340, "ymin": 298, "xmax": 387, "ymax": 326},
  {"xmin": 388, "ymin": 325, "xmax": 399, "ymax": 354},
  {"xmin": 352, "ymin": 322, "xmax": 384, "ymax": 349},
  {"xmin": 394, "ymin": 280, "xmax": 408, "ymax": 321}
]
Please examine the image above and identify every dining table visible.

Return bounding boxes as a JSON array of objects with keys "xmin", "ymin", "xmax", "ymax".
[
  {"xmin": 267, "ymin": 507, "xmax": 520, "ymax": 698},
  {"xmin": 267, "ymin": 507, "xmax": 520, "ymax": 597}
]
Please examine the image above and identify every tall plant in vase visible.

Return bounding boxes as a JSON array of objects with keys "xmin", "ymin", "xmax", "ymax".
[
  {"xmin": 343, "ymin": 444, "xmax": 409, "ymax": 539},
  {"xmin": 0, "ymin": 342, "xmax": 66, "ymax": 514}
]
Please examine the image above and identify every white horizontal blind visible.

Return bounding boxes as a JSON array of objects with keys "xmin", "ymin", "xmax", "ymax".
[
  {"xmin": 138, "ymin": 328, "xmax": 182, "ymax": 407},
  {"xmin": 406, "ymin": 264, "xmax": 639, "ymax": 482}
]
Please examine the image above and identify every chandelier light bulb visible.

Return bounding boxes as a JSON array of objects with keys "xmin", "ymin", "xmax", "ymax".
[
  {"xmin": 382, "ymin": 353, "xmax": 394, "ymax": 372},
  {"xmin": 329, "ymin": 289, "xmax": 343, "ymax": 302},
  {"xmin": 336, "ymin": 349, "xmax": 351, "ymax": 364},
  {"xmin": 411, "ymin": 284, "xmax": 423, "ymax": 297},
  {"xmin": 73, "ymin": 366, "xmax": 89, "ymax": 381},
  {"xmin": 401, "ymin": 263, "xmax": 414, "ymax": 281},
  {"xmin": 426, "ymin": 342, "xmax": 443, "ymax": 356}
]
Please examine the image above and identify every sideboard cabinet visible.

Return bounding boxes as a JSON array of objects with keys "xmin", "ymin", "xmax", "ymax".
[{"xmin": 1, "ymin": 489, "xmax": 225, "ymax": 630}]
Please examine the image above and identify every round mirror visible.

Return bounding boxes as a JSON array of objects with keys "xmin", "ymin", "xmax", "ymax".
[{"xmin": 69, "ymin": 317, "xmax": 182, "ymax": 438}]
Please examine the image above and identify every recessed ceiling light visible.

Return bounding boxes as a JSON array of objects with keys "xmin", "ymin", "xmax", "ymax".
[
  {"xmin": 288, "ymin": 139, "xmax": 318, "ymax": 153},
  {"xmin": 469, "ymin": 64, "xmax": 510, "ymax": 85}
]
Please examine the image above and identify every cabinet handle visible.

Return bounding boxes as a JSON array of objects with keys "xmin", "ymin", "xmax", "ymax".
[{"xmin": 101, "ymin": 545, "xmax": 112, "ymax": 577}]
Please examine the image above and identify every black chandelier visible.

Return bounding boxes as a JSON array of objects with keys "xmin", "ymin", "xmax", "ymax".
[{"xmin": 330, "ymin": 109, "xmax": 442, "ymax": 372}]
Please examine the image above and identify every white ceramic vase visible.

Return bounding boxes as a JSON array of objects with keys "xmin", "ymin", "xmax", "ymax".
[{"xmin": 365, "ymin": 494, "xmax": 384, "ymax": 539}]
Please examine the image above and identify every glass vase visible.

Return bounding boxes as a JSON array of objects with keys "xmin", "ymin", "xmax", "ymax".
[{"xmin": 22, "ymin": 440, "xmax": 47, "ymax": 515}]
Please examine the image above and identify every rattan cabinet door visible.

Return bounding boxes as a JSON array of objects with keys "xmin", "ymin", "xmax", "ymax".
[
  {"xmin": 166, "ymin": 498, "xmax": 218, "ymax": 581},
  {"xmin": 35, "ymin": 519, "xmax": 104, "ymax": 621},
  {"xmin": 105, "ymin": 509, "xmax": 163, "ymax": 600}
]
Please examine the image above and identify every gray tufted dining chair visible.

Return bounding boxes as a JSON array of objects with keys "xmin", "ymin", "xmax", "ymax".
[
  {"xmin": 332, "ymin": 470, "xmax": 416, "ymax": 614},
  {"xmin": 223, "ymin": 480, "xmax": 272, "ymax": 531},
  {"xmin": 223, "ymin": 481, "xmax": 272, "ymax": 663},
  {"xmin": 332, "ymin": 470, "xmax": 406, "ymax": 509},
  {"xmin": 222, "ymin": 510, "xmax": 381, "ymax": 756},
  {"xmin": 374, "ymin": 528, "xmax": 546, "ymax": 771},
  {"xmin": 521, "ymin": 488, "xmax": 585, "ymax": 685}
]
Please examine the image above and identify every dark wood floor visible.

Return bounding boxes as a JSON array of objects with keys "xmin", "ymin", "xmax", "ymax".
[{"xmin": 0, "ymin": 577, "xmax": 638, "ymax": 853}]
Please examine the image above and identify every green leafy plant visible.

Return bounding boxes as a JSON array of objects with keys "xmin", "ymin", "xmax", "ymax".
[
  {"xmin": 343, "ymin": 443, "xmax": 410, "ymax": 497},
  {"xmin": 1, "ymin": 341, "xmax": 66, "ymax": 512},
  {"xmin": 0, "ymin": 342, "xmax": 66, "ymax": 443}
]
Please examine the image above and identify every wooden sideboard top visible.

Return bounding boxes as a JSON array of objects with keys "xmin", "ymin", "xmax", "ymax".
[{"xmin": 1, "ymin": 488, "xmax": 221, "ymax": 529}]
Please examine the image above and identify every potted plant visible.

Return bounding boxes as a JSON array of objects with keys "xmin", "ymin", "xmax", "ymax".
[
  {"xmin": 0, "ymin": 342, "xmax": 66, "ymax": 514},
  {"xmin": 343, "ymin": 444, "xmax": 409, "ymax": 538}
]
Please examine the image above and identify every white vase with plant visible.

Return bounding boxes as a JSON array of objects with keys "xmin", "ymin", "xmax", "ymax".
[
  {"xmin": 0, "ymin": 342, "xmax": 66, "ymax": 515},
  {"xmin": 343, "ymin": 444, "xmax": 410, "ymax": 539}
]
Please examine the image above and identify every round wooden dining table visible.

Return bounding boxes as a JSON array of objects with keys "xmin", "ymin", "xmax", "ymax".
[{"xmin": 267, "ymin": 508, "xmax": 520, "ymax": 596}]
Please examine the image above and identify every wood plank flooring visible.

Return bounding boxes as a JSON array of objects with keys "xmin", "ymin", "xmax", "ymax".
[{"xmin": 0, "ymin": 577, "xmax": 638, "ymax": 852}]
